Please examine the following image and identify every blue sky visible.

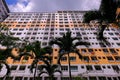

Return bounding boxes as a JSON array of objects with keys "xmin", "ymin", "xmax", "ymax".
[
  {"xmin": 5, "ymin": 0, "xmax": 18, "ymax": 5},
  {"xmin": 5, "ymin": 0, "xmax": 101, "ymax": 12}
]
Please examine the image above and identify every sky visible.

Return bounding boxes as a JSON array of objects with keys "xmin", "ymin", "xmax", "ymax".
[{"xmin": 5, "ymin": 0, "xmax": 101, "ymax": 12}]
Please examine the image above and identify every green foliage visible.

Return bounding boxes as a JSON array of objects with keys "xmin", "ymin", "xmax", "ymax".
[
  {"xmin": 83, "ymin": 11, "xmax": 101, "ymax": 23},
  {"xmin": 84, "ymin": 0, "xmax": 118, "ymax": 23},
  {"xmin": 39, "ymin": 59, "xmax": 62, "ymax": 80},
  {"xmin": 50, "ymin": 31, "xmax": 90, "ymax": 64},
  {"xmin": 0, "ymin": 24, "xmax": 19, "ymax": 77},
  {"xmin": 25, "ymin": 41, "xmax": 53, "ymax": 80},
  {"xmin": 83, "ymin": 0, "xmax": 120, "ymax": 46},
  {"xmin": 49, "ymin": 31, "xmax": 89, "ymax": 80},
  {"xmin": 25, "ymin": 41, "xmax": 53, "ymax": 59}
]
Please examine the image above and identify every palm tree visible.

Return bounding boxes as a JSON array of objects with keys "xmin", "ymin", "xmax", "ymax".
[
  {"xmin": 39, "ymin": 59, "xmax": 62, "ymax": 80},
  {"xmin": 49, "ymin": 31, "xmax": 90, "ymax": 80},
  {"xmin": 0, "ymin": 50, "xmax": 10, "ymax": 79},
  {"xmin": 0, "ymin": 24, "xmax": 19, "ymax": 78},
  {"xmin": 83, "ymin": 0, "xmax": 119, "ymax": 44},
  {"xmin": 26, "ymin": 41, "xmax": 53, "ymax": 80}
]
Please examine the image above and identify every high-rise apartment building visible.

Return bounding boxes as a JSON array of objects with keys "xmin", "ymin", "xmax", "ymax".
[
  {"xmin": 0, "ymin": 0, "xmax": 9, "ymax": 22},
  {"xmin": 1, "ymin": 11, "xmax": 120, "ymax": 80}
]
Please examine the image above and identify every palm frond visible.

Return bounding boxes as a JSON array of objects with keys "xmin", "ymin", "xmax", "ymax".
[
  {"xmin": 52, "ymin": 65, "xmax": 59, "ymax": 69},
  {"xmin": 83, "ymin": 11, "xmax": 101, "ymax": 23},
  {"xmin": 74, "ymin": 49, "xmax": 83, "ymax": 59},
  {"xmin": 39, "ymin": 65, "xmax": 48, "ymax": 71},
  {"xmin": 71, "ymin": 37, "xmax": 80, "ymax": 41},
  {"xmin": 54, "ymin": 70, "xmax": 62, "ymax": 75},
  {"xmin": 74, "ymin": 41, "xmax": 90, "ymax": 47},
  {"xmin": 57, "ymin": 53, "xmax": 67, "ymax": 65},
  {"xmin": 0, "ymin": 61, "xmax": 10, "ymax": 77},
  {"xmin": 19, "ymin": 52, "xmax": 34, "ymax": 59},
  {"xmin": 39, "ymin": 71, "xmax": 48, "ymax": 76},
  {"xmin": 49, "ymin": 40, "xmax": 63, "ymax": 47},
  {"xmin": 29, "ymin": 59, "xmax": 38, "ymax": 73}
]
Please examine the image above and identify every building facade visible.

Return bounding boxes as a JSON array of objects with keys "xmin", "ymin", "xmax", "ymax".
[
  {"xmin": 0, "ymin": 0, "xmax": 9, "ymax": 22},
  {"xmin": 1, "ymin": 11, "xmax": 120, "ymax": 80}
]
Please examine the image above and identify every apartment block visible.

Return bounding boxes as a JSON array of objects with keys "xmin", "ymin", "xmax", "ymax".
[
  {"xmin": 1, "ymin": 11, "xmax": 120, "ymax": 80},
  {"xmin": 0, "ymin": 0, "xmax": 9, "ymax": 22}
]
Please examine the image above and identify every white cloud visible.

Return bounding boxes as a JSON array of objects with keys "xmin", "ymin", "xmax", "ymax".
[
  {"xmin": 8, "ymin": 0, "xmax": 33, "ymax": 12},
  {"xmin": 8, "ymin": 0, "xmax": 101, "ymax": 12}
]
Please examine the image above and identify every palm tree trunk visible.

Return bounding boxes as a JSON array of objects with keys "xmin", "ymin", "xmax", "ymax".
[
  {"xmin": 98, "ymin": 24, "xmax": 107, "ymax": 40},
  {"xmin": 33, "ymin": 63, "xmax": 37, "ymax": 80},
  {"xmin": 50, "ymin": 75, "xmax": 54, "ymax": 80},
  {"xmin": 68, "ymin": 53, "xmax": 72, "ymax": 80}
]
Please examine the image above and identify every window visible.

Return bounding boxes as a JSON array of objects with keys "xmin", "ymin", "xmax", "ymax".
[
  {"xmin": 88, "ymin": 49, "xmax": 93, "ymax": 53},
  {"xmin": 82, "ymin": 32, "xmax": 86, "ymax": 35},
  {"xmin": 114, "ymin": 56, "xmax": 120, "ymax": 61},
  {"xmin": 107, "ymin": 77, "xmax": 112, "ymax": 80},
  {"xmin": 61, "ymin": 66, "xmax": 68, "ymax": 71},
  {"xmin": 16, "ymin": 33, "xmax": 22, "ymax": 35},
  {"xmin": 19, "ymin": 65, "xmax": 26, "ymax": 70},
  {"xmin": 93, "ymin": 32, "xmax": 97, "ymax": 35},
  {"xmin": 98, "ymin": 77, "xmax": 106, "ymax": 80},
  {"xmin": 108, "ymin": 32, "xmax": 114, "ymax": 35},
  {"xmin": 81, "ymin": 49, "xmax": 87, "ymax": 53},
  {"xmin": 31, "ymin": 37, "xmax": 35, "ymax": 40},
  {"xmin": 117, "ymin": 43, "xmax": 120, "ymax": 46},
  {"xmin": 103, "ymin": 49, "xmax": 109, "ymax": 53},
  {"xmin": 15, "ymin": 77, "xmax": 23, "ymax": 80},
  {"xmin": 13, "ymin": 28, "xmax": 18, "ymax": 31},
  {"xmin": 35, "ymin": 77, "xmax": 42, "ymax": 80},
  {"xmin": 43, "ymin": 37, "xmax": 48, "ymax": 40},
  {"xmin": 86, "ymin": 65, "xmax": 93, "ymax": 71},
  {"xmin": 94, "ymin": 65, "xmax": 102, "ymax": 70},
  {"xmin": 27, "ymin": 32, "xmax": 31, "ymax": 35},
  {"xmin": 29, "ymin": 28, "xmax": 33, "ymax": 31},
  {"xmin": 30, "ymin": 77, "xmax": 34, "ymax": 80},
  {"xmin": 83, "ymin": 56, "xmax": 89, "ymax": 62},
  {"xmin": 11, "ymin": 32, "xmax": 15, "ymax": 35},
  {"xmin": 115, "ymin": 32, "xmax": 119, "ymax": 35},
  {"xmin": 107, "ymin": 56, "xmax": 114, "ymax": 61},
  {"xmin": 99, "ymin": 43, "xmax": 106, "ymax": 47},
  {"xmin": 23, "ymin": 77, "xmax": 28, "ymax": 80},
  {"xmin": 112, "ymin": 65, "xmax": 119, "ymax": 71},
  {"xmin": 84, "ymin": 37, "xmax": 88, "ymax": 40},
  {"xmin": 118, "ymin": 77, "xmax": 120, "ymax": 80},
  {"xmin": 112, "ymin": 37, "xmax": 118, "ymax": 40},
  {"xmin": 19, "ymin": 28, "xmax": 24, "ymax": 31},
  {"xmin": 70, "ymin": 66, "xmax": 78, "ymax": 72},
  {"xmin": 89, "ymin": 77, "xmax": 97, "ymax": 80},
  {"xmin": 5, "ymin": 77, "xmax": 13, "ymax": 80},
  {"xmin": 34, "ymin": 28, "xmax": 38, "ymax": 31},
  {"xmin": 107, "ymin": 66, "xmax": 111, "ymax": 69},
  {"xmin": 102, "ymin": 66, "xmax": 106, "ymax": 69},
  {"xmin": 61, "ymin": 57, "xmax": 67, "ymax": 61},
  {"xmin": 42, "ymin": 42, "xmax": 47, "ymax": 46},
  {"xmin": 91, "ymin": 56, "xmax": 98, "ymax": 61},
  {"xmin": 60, "ymin": 32, "xmax": 64, "ymax": 35},
  {"xmin": 33, "ymin": 32, "xmax": 37, "ymax": 35},
  {"xmin": 76, "ymin": 32, "xmax": 81, "ymax": 36},
  {"xmin": 113, "ymin": 77, "xmax": 117, "ymax": 80},
  {"xmin": 69, "ymin": 56, "xmax": 76, "ymax": 61},
  {"xmin": 11, "ymin": 65, "xmax": 18, "ymax": 70},
  {"xmin": 25, "ymin": 37, "xmax": 29, "ymax": 39},
  {"xmin": 44, "ymin": 32, "xmax": 48, "ymax": 35},
  {"xmin": 109, "ymin": 49, "xmax": 117, "ymax": 54}
]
